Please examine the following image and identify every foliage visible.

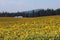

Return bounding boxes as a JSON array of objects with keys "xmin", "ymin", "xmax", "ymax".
[{"xmin": 0, "ymin": 9, "xmax": 60, "ymax": 17}]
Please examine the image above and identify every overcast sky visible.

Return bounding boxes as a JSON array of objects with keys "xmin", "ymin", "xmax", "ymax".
[{"xmin": 0, "ymin": 0, "xmax": 60, "ymax": 12}]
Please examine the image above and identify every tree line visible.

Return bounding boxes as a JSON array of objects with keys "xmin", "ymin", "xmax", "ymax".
[{"xmin": 0, "ymin": 8, "xmax": 60, "ymax": 17}]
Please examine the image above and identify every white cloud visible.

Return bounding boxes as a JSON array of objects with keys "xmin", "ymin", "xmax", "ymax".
[{"xmin": 0, "ymin": 0, "xmax": 60, "ymax": 12}]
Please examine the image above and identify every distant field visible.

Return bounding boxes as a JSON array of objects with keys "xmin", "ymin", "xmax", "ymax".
[{"xmin": 0, "ymin": 15, "xmax": 60, "ymax": 40}]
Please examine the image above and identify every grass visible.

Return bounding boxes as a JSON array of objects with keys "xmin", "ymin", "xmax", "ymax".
[{"xmin": 0, "ymin": 15, "xmax": 60, "ymax": 40}]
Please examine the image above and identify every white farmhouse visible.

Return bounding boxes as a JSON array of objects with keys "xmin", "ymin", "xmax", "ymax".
[{"xmin": 14, "ymin": 16, "xmax": 23, "ymax": 18}]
